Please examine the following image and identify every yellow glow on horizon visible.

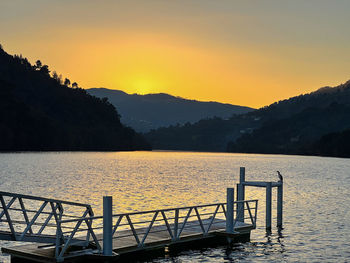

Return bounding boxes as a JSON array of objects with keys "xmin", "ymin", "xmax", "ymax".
[
  {"xmin": 2, "ymin": 1, "xmax": 350, "ymax": 108},
  {"xmin": 3, "ymin": 27, "xmax": 350, "ymax": 108},
  {"xmin": 129, "ymin": 78, "xmax": 157, "ymax": 95}
]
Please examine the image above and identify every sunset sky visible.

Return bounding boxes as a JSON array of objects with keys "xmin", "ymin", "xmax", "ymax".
[{"xmin": 1, "ymin": 0, "xmax": 350, "ymax": 108}]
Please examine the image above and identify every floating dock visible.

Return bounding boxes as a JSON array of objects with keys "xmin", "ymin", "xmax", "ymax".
[
  {"xmin": 3, "ymin": 217, "xmax": 254, "ymax": 263},
  {"xmin": 0, "ymin": 167, "xmax": 283, "ymax": 262}
]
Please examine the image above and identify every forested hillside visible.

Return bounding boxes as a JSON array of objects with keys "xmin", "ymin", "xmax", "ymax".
[
  {"xmin": 0, "ymin": 46, "xmax": 151, "ymax": 151},
  {"xmin": 146, "ymin": 80, "xmax": 350, "ymax": 157},
  {"xmin": 308, "ymin": 129, "xmax": 350, "ymax": 157},
  {"xmin": 227, "ymin": 102, "xmax": 350, "ymax": 155}
]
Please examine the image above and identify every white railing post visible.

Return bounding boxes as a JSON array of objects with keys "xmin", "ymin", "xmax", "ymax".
[
  {"xmin": 252, "ymin": 200, "xmax": 258, "ymax": 228},
  {"xmin": 236, "ymin": 167, "xmax": 245, "ymax": 222},
  {"xmin": 240, "ymin": 167, "xmax": 246, "ymax": 184},
  {"xmin": 173, "ymin": 208, "xmax": 179, "ymax": 240},
  {"xmin": 103, "ymin": 196, "xmax": 113, "ymax": 256},
  {"xmin": 277, "ymin": 181, "xmax": 283, "ymax": 228},
  {"xmin": 226, "ymin": 188, "xmax": 234, "ymax": 233},
  {"xmin": 266, "ymin": 182, "xmax": 272, "ymax": 230}
]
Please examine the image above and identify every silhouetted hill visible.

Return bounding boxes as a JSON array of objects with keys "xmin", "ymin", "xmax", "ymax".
[
  {"xmin": 227, "ymin": 81, "xmax": 350, "ymax": 156},
  {"xmin": 145, "ymin": 80, "xmax": 350, "ymax": 155},
  {"xmin": 145, "ymin": 116, "xmax": 255, "ymax": 152},
  {"xmin": 87, "ymin": 88, "xmax": 254, "ymax": 132},
  {"xmin": 0, "ymin": 46, "xmax": 151, "ymax": 151},
  {"xmin": 308, "ymin": 129, "xmax": 350, "ymax": 157},
  {"xmin": 227, "ymin": 102, "xmax": 350, "ymax": 155},
  {"xmin": 248, "ymin": 80, "xmax": 350, "ymax": 122}
]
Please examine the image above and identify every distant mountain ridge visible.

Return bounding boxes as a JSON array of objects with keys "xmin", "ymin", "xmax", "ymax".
[
  {"xmin": 87, "ymin": 88, "xmax": 254, "ymax": 132},
  {"xmin": 144, "ymin": 80, "xmax": 350, "ymax": 157},
  {"xmin": 225, "ymin": 80, "xmax": 350, "ymax": 156},
  {"xmin": 227, "ymin": 101, "xmax": 350, "ymax": 155}
]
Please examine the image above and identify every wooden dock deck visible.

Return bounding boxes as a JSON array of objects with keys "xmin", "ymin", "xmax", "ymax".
[
  {"xmin": 0, "ymin": 167, "xmax": 286, "ymax": 262},
  {"xmin": 3, "ymin": 218, "xmax": 254, "ymax": 263}
]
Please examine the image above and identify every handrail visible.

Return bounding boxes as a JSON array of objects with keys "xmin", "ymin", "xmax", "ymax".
[
  {"xmin": 0, "ymin": 191, "xmax": 94, "ymax": 248},
  {"xmin": 0, "ymin": 192, "xmax": 258, "ymax": 262},
  {"xmin": 58, "ymin": 199, "xmax": 258, "ymax": 224},
  {"xmin": 55, "ymin": 199, "xmax": 258, "ymax": 261},
  {"xmin": 0, "ymin": 191, "xmax": 91, "ymax": 208}
]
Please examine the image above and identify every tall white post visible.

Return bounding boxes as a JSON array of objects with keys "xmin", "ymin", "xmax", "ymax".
[
  {"xmin": 266, "ymin": 182, "xmax": 272, "ymax": 230},
  {"xmin": 103, "ymin": 196, "xmax": 113, "ymax": 256},
  {"xmin": 173, "ymin": 209, "xmax": 179, "ymax": 241},
  {"xmin": 226, "ymin": 188, "xmax": 234, "ymax": 233},
  {"xmin": 240, "ymin": 167, "xmax": 245, "ymax": 184},
  {"xmin": 277, "ymin": 182, "xmax": 283, "ymax": 228},
  {"xmin": 236, "ymin": 167, "xmax": 245, "ymax": 222},
  {"xmin": 236, "ymin": 184, "xmax": 244, "ymax": 222}
]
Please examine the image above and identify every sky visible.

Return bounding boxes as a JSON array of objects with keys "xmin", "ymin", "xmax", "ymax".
[{"xmin": 1, "ymin": 0, "xmax": 350, "ymax": 108}]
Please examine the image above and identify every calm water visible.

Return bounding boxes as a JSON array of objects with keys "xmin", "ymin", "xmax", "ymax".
[{"xmin": 0, "ymin": 151, "xmax": 349, "ymax": 262}]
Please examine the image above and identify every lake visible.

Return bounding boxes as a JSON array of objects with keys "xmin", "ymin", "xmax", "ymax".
[{"xmin": 0, "ymin": 151, "xmax": 349, "ymax": 262}]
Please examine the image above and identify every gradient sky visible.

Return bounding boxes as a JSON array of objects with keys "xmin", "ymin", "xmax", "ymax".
[{"xmin": 1, "ymin": 0, "xmax": 350, "ymax": 108}]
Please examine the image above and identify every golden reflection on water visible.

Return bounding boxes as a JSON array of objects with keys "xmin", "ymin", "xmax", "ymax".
[
  {"xmin": 1, "ymin": 151, "xmax": 350, "ymax": 262},
  {"xmin": 0, "ymin": 151, "xmax": 341, "ymax": 218},
  {"xmin": 0, "ymin": 151, "xmax": 274, "ymax": 227}
]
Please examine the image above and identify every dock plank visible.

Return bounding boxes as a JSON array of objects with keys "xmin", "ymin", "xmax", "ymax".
[{"xmin": 2, "ymin": 218, "xmax": 254, "ymax": 262}]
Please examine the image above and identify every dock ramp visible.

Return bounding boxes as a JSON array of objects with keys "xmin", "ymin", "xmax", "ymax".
[{"xmin": 0, "ymin": 191, "xmax": 257, "ymax": 262}]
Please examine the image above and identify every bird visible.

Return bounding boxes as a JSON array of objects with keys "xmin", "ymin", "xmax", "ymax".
[{"xmin": 277, "ymin": 171, "xmax": 283, "ymax": 182}]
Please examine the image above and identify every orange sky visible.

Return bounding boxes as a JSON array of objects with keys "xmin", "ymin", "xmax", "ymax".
[{"xmin": 1, "ymin": 0, "xmax": 350, "ymax": 108}]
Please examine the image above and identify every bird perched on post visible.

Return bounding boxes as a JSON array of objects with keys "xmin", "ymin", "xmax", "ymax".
[{"xmin": 277, "ymin": 171, "xmax": 283, "ymax": 182}]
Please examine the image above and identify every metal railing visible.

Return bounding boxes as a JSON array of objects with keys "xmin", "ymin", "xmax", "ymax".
[
  {"xmin": 0, "ymin": 191, "xmax": 93, "ymax": 244},
  {"xmin": 55, "ymin": 199, "xmax": 258, "ymax": 262},
  {"xmin": 0, "ymin": 191, "xmax": 258, "ymax": 262}
]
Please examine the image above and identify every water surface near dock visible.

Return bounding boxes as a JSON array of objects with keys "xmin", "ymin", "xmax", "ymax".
[{"xmin": 1, "ymin": 151, "xmax": 350, "ymax": 262}]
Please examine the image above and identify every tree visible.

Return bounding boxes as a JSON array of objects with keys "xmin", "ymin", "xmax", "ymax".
[
  {"xmin": 40, "ymin": 65, "xmax": 50, "ymax": 75},
  {"xmin": 64, "ymin": 78, "xmax": 71, "ymax": 87},
  {"xmin": 22, "ymin": 57, "xmax": 31, "ymax": 69},
  {"xmin": 52, "ymin": 71, "xmax": 58, "ymax": 80},
  {"xmin": 0, "ymin": 43, "xmax": 3, "ymax": 50},
  {"xmin": 72, "ymin": 82, "xmax": 78, "ymax": 88},
  {"xmin": 34, "ymin": 60, "xmax": 42, "ymax": 70},
  {"xmin": 58, "ymin": 74, "xmax": 63, "ymax": 85}
]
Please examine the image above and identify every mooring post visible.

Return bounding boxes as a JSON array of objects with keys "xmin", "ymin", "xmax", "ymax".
[
  {"xmin": 236, "ymin": 184, "xmax": 244, "ymax": 222},
  {"xmin": 240, "ymin": 167, "xmax": 245, "ymax": 184},
  {"xmin": 277, "ymin": 181, "xmax": 283, "ymax": 228},
  {"xmin": 266, "ymin": 182, "xmax": 272, "ymax": 230},
  {"xmin": 236, "ymin": 167, "xmax": 245, "ymax": 222},
  {"xmin": 226, "ymin": 188, "xmax": 234, "ymax": 233},
  {"xmin": 173, "ymin": 208, "xmax": 179, "ymax": 241},
  {"xmin": 103, "ymin": 196, "xmax": 113, "ymax": 256}
]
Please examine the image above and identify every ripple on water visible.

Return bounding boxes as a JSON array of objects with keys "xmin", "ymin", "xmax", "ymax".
[{"xmin": 0, "ymin": 151, "xmax": 349, "ymax": 262}]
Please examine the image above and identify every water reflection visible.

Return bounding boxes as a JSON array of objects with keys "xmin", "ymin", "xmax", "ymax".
[{"xmin": 0, "ymin": 151, "xmax": 349, "ymax": 262}]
